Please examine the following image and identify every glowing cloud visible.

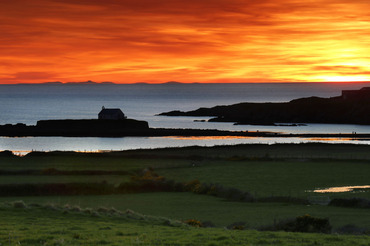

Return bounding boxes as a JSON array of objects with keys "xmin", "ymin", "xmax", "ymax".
[{"xmin": 1, "ymin": 0, "xmax": 370, "ymax": 83}]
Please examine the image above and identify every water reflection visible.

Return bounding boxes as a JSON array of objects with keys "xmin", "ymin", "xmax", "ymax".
[
  {"xmin": 166, "ymin": 136, "xmax": 256, "ymax": 140},
  {"xmin": 307, "ymin": 138, "xmax": 354, "ymax": 141},
  {"xmin": 12, "ymin": 150, "xmax": 32, "ymax": 156},
  {"xmin": 2, "ymin": 136, "xmax": 370, "ymax": 154},
  {"xmin": 313, "ymin": 185, "xmax": 370, "ymax": 193}
]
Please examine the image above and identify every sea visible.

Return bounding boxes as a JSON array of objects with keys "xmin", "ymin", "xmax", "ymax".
[{"xmin": 2, "ymin": 82, "xmax": 370, "ymax": 154}]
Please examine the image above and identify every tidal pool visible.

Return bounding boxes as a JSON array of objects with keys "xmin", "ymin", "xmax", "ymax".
[{"xmin": 313, "ymin": 185, "xmax": 370, "ymax": 193}]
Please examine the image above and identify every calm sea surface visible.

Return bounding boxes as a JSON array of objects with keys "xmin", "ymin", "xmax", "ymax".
[{"xmin": 2, "ymin": 82, "xmax": 370, "ymax": 153}]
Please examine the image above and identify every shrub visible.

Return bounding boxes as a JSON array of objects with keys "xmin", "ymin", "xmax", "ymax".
[
  {"xmin": 29, "ymin": 203, "xmax": 42, "ymax": 208},
  {"xmin": 207, "ymin": 184, "xmax": 218, "ymax": 196},
  {"xmin": 183, "ymin": 179, "xmax": 201, "ymax": 192},
  {"xmin": 329, "ymin": 198, "xmax": 370, "ymax": 208},
  {"xmin": 207, "ymin": 183, "xmax": 225, "ymax": 197},
  {"xmin": 335, "ymin": 224, "xmax": 369, "ymax": 235},
  {"xmin": 260, "ymin": 214, "xmax": 331, "ymax": 234},
  {"xmin": 225, "ymin": 188, "xmax": 244, "ymax": 201},
  {"xmin": 130, "ymin": 169, "xmax": 165, "ymax": 182},
  {"xmin": 125, "ymin": 209, "xmax": 135, "ymax": 215},
  {"xmin": 232, "ymin": 225, "xmax": 245, "ymax": 230},
  {"xmin": 292, "ymin": 214, "xmax": 331, "ymax": 233},
  {"xmin": 43, "ymin": 204, "xmax": 58, "ymax": 211},
  {"xmin": 70, "ymin": 206, "xmax": 82, "ymax": 212},
  {"xmin": 109, "ymin": 207, "xmax": 121, "ymax": 215},
  {"xmin": 227, "ymin": 222, "xmax": 246, "ymax": 230},
  {"xmin": 241, "ymin": 192, "xmax": 254, "ymax": 202},
  {"xmin": 12, "ymin": 200, "xmax": 27, "ymax": 208},
  {"xmin": 215, "ymin": 186, "xmax": 254, "ymax": 202},
  {"xmin": 0, "ymin": 183, "xmax": 116, "ymax": 196},
  {"xmin": 173, "ymin": 181, "xmax": 185, "ymax": 192},
  {"xmin": 83, "ymin": 208, "xmax": 94, "ymax": 214},
  {"xmin": 184, "ymin": 219, "xmax": 203, "ymax": 227},
  {"xmin": 97, "ymin": 207, "xmax": 109, "ymax": 213},
  {"xmin": 192, "ymin": 183, "xmax": 212, "ymax": 194},
  {"xmin": 258, "ymin": 196, "xmax": 308, "ymax": 205}
]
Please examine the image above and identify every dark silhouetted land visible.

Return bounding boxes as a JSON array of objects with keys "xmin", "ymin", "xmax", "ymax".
[{"xmin": 160, "ymin": 87, "xmax": 370, "ymax": 125}]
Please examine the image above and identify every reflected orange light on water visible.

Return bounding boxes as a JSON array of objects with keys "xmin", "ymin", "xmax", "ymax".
[
  {"xmin": 164, "ymin": 136, "xmax": 256, "ymax": 140},
  {"xmin": 313, "ymin": 185, "xmax": 370, "ymax": 193},
  {"xmin": 12, "ymin": 150, "xmax": 111, "ymax": 156},
  {"xmin": 307, "ymin": 138, "xmax": 354, "ymax": 141},
  {"xmin": 11, "ymin": 150, "xmax": 32, "ymax": 156}
]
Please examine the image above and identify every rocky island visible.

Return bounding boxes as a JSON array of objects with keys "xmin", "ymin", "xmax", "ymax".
[
  {"xmin": 0, "ymin": 107, "xmax": 150, "ymax": 137},
  {"xmin": 3, "ymin": 102, "xmax": 370, "ymax": 138},
  {"xmin": 159, "ymin": 87, "xmax": 370, "ymax": 125},
  {"xmin": 0, "ymin": 106, "xmax": 273, "ymax": 137}
]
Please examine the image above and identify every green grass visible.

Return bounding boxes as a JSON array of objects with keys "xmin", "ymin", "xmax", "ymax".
[
  {"xmin": 2, "ymin": 152, "xmax": 369, "ymax": 199},
  {"xmin": 157, "ymin": 159, "xmax": 370, "ymax": 199},
  {"xmin": 0, "ymin": 193, "xmax": 369, "ymax": 229},
  {"xmin": 4, "ymin": 143, "xmax": 370, "ymax": 170},
  {"xmin": 1, "ymin": 144, "xmax": 370, "ymax": 243},
  {"xmin": 0, "ymin": 202, "xmax": 369, "ymax": 246},
  {"xmin": 0, "ymin": 175, "xmax": 130, "ymax": 185},
  {"xmin": 0, "ymin": 175, "xmax": 130, "ymax": 184},
  {"xmin": 0, "ymin": 155, "xmax": 166, "ymax": 171}
]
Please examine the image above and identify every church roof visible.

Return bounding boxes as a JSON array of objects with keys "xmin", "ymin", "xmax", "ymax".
[{"xmin": 99, "ymin": 108, "xmax": 124, "ymax": 115}]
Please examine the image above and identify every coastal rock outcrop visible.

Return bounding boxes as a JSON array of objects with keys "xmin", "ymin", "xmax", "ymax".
[
  {"xmin": 159, "ymin": 88, "xmax": 370, "ymax": 125},
  {"xmin": 0, "ymin": 119, "xmax": 149, "ymax": 137}
]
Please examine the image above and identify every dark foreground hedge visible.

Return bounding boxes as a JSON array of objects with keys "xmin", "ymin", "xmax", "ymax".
[
  {"xmin": 0, "ymin": 183, "xmax": 114, "ymax": 196},
  {"xmin": 329, "ymin": 198, "xmax": 370, "ymax": 208},
  {"xmin": 260, "ymin": 214, "xmax": 332, "ymax": 233}
]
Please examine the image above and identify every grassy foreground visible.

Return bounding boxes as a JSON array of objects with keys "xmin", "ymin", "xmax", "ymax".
[
  {"xmin": 1, "ymin": 202, "xmax": 369, "ymax": 246},
  {"xmin": 156, "ymin": 159, "xmax": 370, "ymax": 199},
  {"xmin": 0, "ymin": 143, "xmax": 370, "ymax": 245},
  {"xmin": 1, "ymin": 193, "xmax": 370, "ymax": 229}
]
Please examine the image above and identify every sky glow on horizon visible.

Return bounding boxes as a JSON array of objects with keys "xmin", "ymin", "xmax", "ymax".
[{"xmin": 1, "ymin": 0, "xmax": 370, "ymax": 84}]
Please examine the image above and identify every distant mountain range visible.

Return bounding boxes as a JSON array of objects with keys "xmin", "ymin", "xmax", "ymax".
[
  {"xmin": 20, "ymin": 80, "xmax": 116, "ymax": 85},
  {"xmin": 8, "ymin": 81, "xmax": 370, "ymax": 85},
  {"xmin": 13, "ymin": 80, "xmax": 188, "ymax": 85}
]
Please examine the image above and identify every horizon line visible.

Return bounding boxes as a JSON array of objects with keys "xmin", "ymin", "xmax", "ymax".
[{"xmin": 3, "ymin": 80, "xmax": 370, "ymax": 85}]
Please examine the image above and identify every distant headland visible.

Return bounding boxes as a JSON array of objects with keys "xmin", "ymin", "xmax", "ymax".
[
  {"xmin": 2, "ymin": 106, "xmax": 370, "ymax": 138},
  {"xmin": 0, "ymin": 107, "xmax": 148, "ymax": 137},
  {"xmin": 0, "ymin": 107, "xmax": 272, "ymax": 137},
  {"xmin": 159, "ymin": 87, "xmax": 370, "ymax": 125},
  {"xmin": 10, "ymin": 80, "xmax": 188, "ymax": 85}
]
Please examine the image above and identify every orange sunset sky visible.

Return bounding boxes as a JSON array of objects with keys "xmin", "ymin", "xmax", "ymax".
[{"xmin": 1, "ymin": 0, "xmax": 370, "ymax": 84}]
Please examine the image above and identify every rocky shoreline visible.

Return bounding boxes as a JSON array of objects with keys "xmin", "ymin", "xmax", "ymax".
[
  {"xmin": 1, "ymin": 120, "xmax": 370, "ymax": 139},
  {"xmin": 159, "ymin": 88, "xmax": 370, "ymax": 125}
]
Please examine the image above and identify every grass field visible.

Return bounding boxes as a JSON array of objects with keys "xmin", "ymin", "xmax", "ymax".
[
  {"xmin": 0, "ymin": 143, "xmax": 370, "ymax": 245},
  {"xmin": 1, "ymin": 193, "xmax": 369, "ymax": 229},
  {"xmin": 156, "ymin": 159, "xmax": 370, "ymax": 199},
  {"xmin": 0, "ymin": 175, "xmax": 130, "ymax": 184},
  {"xmin": 1, "ymin": 202, "xmax": 369, "ymax": 246}
]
